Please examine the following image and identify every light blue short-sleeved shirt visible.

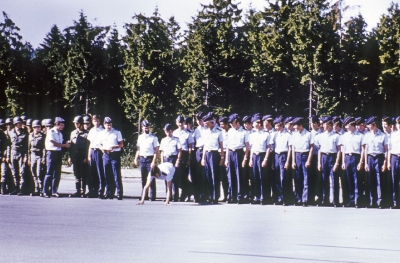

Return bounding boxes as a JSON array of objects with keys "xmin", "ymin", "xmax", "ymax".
[
  {"xmin": 137, "ymin": 132, "xmax": 160, "ymax": 156},
  {"xmin": 194, "ymin": 125, "xmax": 208, "ymax": 148},
  {"xmin": 315, "ymin": 130, "xmax": 340, "ymax": 154},
  {"xmin": 227, "ymin": 126, "xmax": 249, "ymax": 151},
  {"xmin": 390, "ymin": 131, "xmax": 400, "ymax": 155},
  {"xmin": 221, "ymin": 129, "xmax": 229, "ymax": 150},
  {"xmin": 362, "ymin": 129, "xmax": 388, "ymax": 155},
  {"xmin": 160, "ymin": 136, "xmax": 181, "ymax": 156},
  {"xmin": 249, "ymin": 130, "xmax": 270, "ymax": 154},
  {"xmin": 311, "ymin": 129, "xmax": 322, "ymax": 155},
  {"xmin": 45, "ymin": 127, "xmax": 63, "ymax": 151},
  {"xmin": 173, "ymin": 128, "xmax": 194, "ymax": 151},
  {"xmin": 203, "ymin": 125, "xmax": 223, "ymax": 151},
  {"xmin": 274, "ymin": 129, "xmax": 291, "ymax": 153},
  {"xmin": 339, "ymin": 130, "xmax": 363, "ymax": 154},
  {"xmin": 290, "ymin": 128, "xmax": 313, "ymax": 153},
  {"xmin": 100, "ymin": 128, "xmax": 123, "ymax": 152}
]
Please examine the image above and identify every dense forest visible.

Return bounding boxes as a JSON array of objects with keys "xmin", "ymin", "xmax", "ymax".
[{"xmin": 1, "ymin": 0, "xmax": 400, "ymax": 138}]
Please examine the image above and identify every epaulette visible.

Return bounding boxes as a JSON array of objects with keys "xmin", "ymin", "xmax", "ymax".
[{"xmin": 216, "ymin": 127, "xmax": 222, "ymax": 131}]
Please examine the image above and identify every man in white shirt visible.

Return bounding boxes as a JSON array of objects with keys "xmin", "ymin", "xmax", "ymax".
[
  {"xmin": 42, "ymin": 117, "xmax": 70, "ymax": 198},
  {"xmin": 100, "ymin": 117, "xmax": 124, "ymax": 200},
  {"xmin": 87, "ymin": 114, "xmax": 105, "ymax": 198},
  {"xmin": 134, "ymin": 120, "xmax": 159, "ymax": 201}
]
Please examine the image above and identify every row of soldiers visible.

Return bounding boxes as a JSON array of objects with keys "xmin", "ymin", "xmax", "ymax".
[
  {"xmin": 0, "ymin": 115, "xmax": 124, "ymax": 200},
  {"xmin": 135, "ymin": 112, "xmax": 398, "ymax": 208}
]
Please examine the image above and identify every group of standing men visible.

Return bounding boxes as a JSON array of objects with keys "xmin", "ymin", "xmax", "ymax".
[
  {"xmin": 135, "ymin": 112, "xmax": 400, "ymax": 209},
  {"xmin": 0, "ymin": 115, "xmax": 124, "ymax": 200}
]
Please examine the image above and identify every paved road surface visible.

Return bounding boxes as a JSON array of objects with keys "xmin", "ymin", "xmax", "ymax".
[{"xmin": 1, "ymin": 176, "xmax": 400, "ymax": 263}]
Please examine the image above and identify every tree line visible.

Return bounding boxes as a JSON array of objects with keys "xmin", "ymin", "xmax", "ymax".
[{"xmin": 1, "ymin": 0, "xmax": 400, "ymax": 138}]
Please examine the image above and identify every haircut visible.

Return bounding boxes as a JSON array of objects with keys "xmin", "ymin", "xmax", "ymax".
[{"xmin": 151, "ymin": 166, "xmax": 161, "ymax": 177}]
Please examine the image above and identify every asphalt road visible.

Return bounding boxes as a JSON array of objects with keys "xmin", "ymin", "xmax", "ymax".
[{"xmin": 1, "ymin": 176, "xmax": 400, "ymax": 263}]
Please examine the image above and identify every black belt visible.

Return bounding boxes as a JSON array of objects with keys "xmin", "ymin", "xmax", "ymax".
[
  {"xmin": 205, "ymin": 150, "xmax": 218, "ymax": 153},
  {"xmin": 275, "ymin": 151, "xmax": 288, "ymax": 155},
  {"xmin": 91, "ymin": 148, "xmax": 101, "ymax": 150},
  {"xmin": 253, "ymin": 152, "xmax": 266, "ymax": 155},
  {"xmin": 229, "ymin": 148, "xmax": 243, "ymax": 152},
  {"xmin": 140, "ymin": 155, "xmax": 154, "ymax": 158},
  {"xmin": 164, "ymin": 154, "xmax": 178, "ymax": 158},
  {"xmin": 346, "ymin": 153, "xmax": 360, "ymax": 156},
  {"xmin": 368, "ymin": 154, "xmax": 384, "ymax": 158},
  {"xmin": 322, "ymin": 152, "xmax": 336, "ymax": 156}
]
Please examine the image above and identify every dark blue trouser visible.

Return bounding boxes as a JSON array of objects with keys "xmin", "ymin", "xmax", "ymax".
[
  {"xmin": 274, "ymin": 152, "xmax": 291, "ymax": 203},
  {"xmin": 103, "ymin": 151, "xmax": 123, "ymax": 197},
  {"xmin": 320, "ymin": 153, "xmax": 338, "ymax": 205},
  {"xmin": 252, "ymin": 153, "xmax": 269, "ymax": 202},
  {"xmin": 390, "ymin": 155, "xmax": 400, "ymax": 206},
  {"xmin": 204, "ymin": 151, "xmax": 220, "ymax": 201},
  {"xmin": 140, "ymin": 156, "xmax": 156, "ymax": 200},
  {"xmin": 195, "ymin": 148, "xmax": 206, "ymax": 200},
  {"xmin": 309, "ymin": 155, "xmax": 319, "ymax": 204},
  {"xmin": 345, "ymin": 154, "xmax": 361, "ymax": 204},
  {"xmin": 43, "ymin": 151, "xmax": 62, "ymax": 195},
  {"xmin": 219, "ymin": 152, "xmax": 229, "ymax": 200},
  {"xmin": 178, "ymin": 151, "xmax": 192, "ymax": 200},
  {"xmin": 90, "ymin": 149, "xmax": 104, "ymax": 196},
  {"xmin": 295, "ymin": 152, "xmax": 309, "ymax": 203},
  {"xmin": 189, "ymin": 149, "xmax": 200, "ymax": 200},
  {"xmin": 227, "ymin": 150, "xmax": 246, "ymax": 202},
  {"xmin": 366, "ymin": 154, "xmax": 384, "ymax": 206}
]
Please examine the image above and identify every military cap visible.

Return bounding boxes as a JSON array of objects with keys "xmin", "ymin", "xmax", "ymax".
[
  {"xmin": 342, "ymin": 116, "xmax": 355, "ymax": 126},
  {"xmin": 202, "ymin": 113, "xmax": 213, "ymax": 122},
  {"xmin": 311, "ymin": 115, "xmax": 319, "ymax": 124},
  {"xmin": 176, "ymin": 115, "xmax": 185, "ymax": 123},
  {"xmin": 0, "ymin": 119, "xmax": 4, "ymax": 126},
  {"xmin": 292, "ymin": 117, "xmax": 305, "ymax": 125},
  {"xmin": 73, "ymin": 116, "xmax": 83, "ymax": 124},
  {"xmin": 365, "ymin": 116, "xmax": 377, "ymax": 125},
  {"xmin": 262, "ymin": 115, "xmax": 273, "ymax": 121},
  {"xmin": 32, "ymin": 120, "xmax": 41, "ymax": 127},
  {"xmin": 5, "ymin": 118, "xmax": 12, "ymax": 125},
  {"xmin": 355, "ymin": 117, "xmax": 364, "ymax": 125},
  {"xmin": 54, "ymin": 117, "xmax": 65, "ymax": 124},
  {"xmin": 196, "ymin": 111, "xmax": 204, "ymax": 120},
  {"xmin": 83, "ymin": 116, "xmax": 91, "ymax": 124},
  {"xmin": 26, "ymin": 118, "xmax": 32, "ymax": 126},
  {"xmin": 13, "ymin": 116, "xmax": 22, "ymax": 124},
  {"xmin": 219, "ymin": 116, "xmax": 228, "ymax": 124},
  {"xmin": 382, "ymin": 116, "xmax": 392, "ymax": 125},
  {"xmin": 332, "ymin": 116, "xmax": 342, "ymax": 125},
  {"xmin": 164, "ymin": 123, "xmax": 173, "ymax": 131},
  {"xmin": 242, "ymin": 115, "xmax": 252, "ymax": 123},
  {"xmin": 104, "ymin": 117, "xmax": 112, "ymax": 124},
  {"xmin": 185, "ymin": 117, "xmax": 192, "ymax": 124},
  {"xmin": 284, "ymin": 117, "xmax": 294, "ymax": 124},
  {"xmin": 228, "ymin": 113, "xmax": 239, "ymax": 123},
  {"xmin": 322, "ymin": 116, "xmax": 332, "ymax": 123},
  {"xmin": 273, "ymin": 116, "xmax": 284, "ymax": 125},
  {"xmin": 141, "ymin": 120, "xmax": 150, "ymax": 127},
  {"xmin": 251, "ymin": 113, "xmax": 262, "ymax": 123}
]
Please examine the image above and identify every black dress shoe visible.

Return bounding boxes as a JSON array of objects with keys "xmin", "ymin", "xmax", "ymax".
[
  {"xmin": 9, "ymin": 190, "xmax": 18, "ymax": 195},
  {"xmin": 69, "ymin": 192, "xmax": 81, "ymax": 198},
  {"xmin": 117, "ymin": 195, "xmax": 123, "ymax": 200}
]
